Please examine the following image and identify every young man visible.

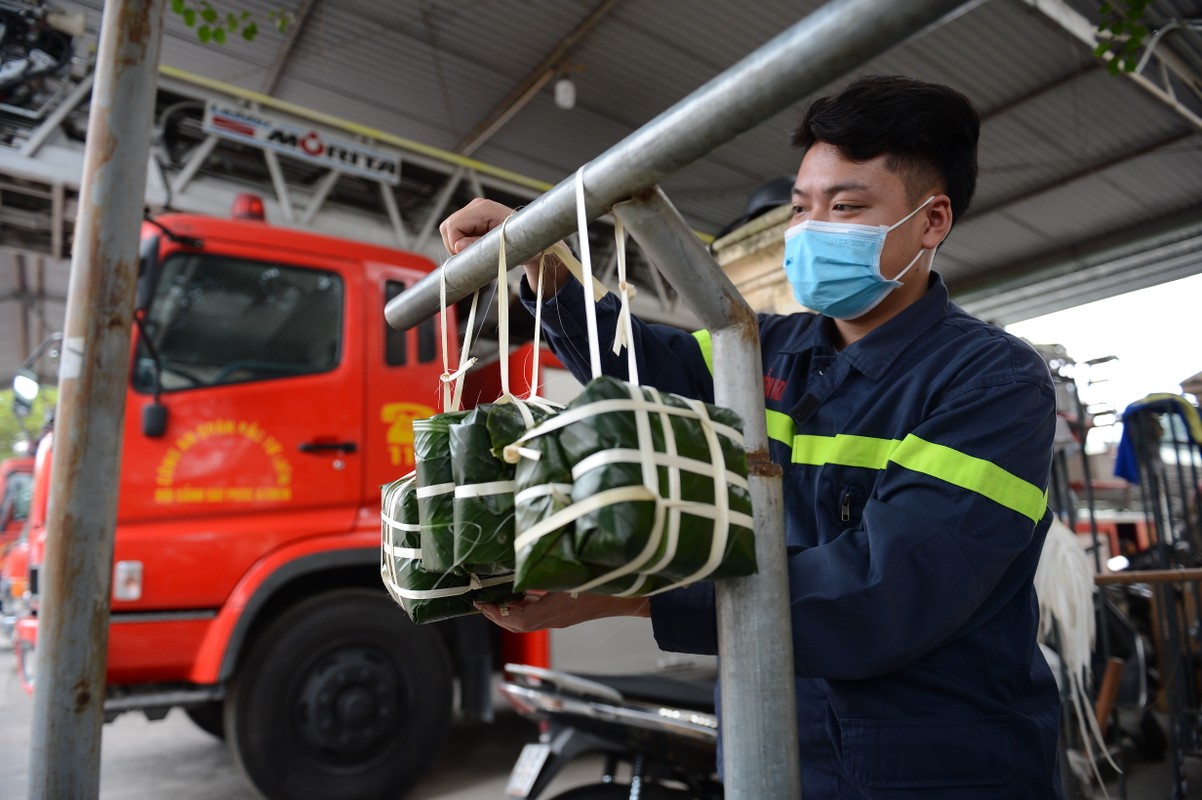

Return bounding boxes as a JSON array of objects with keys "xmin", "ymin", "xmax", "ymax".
[{"xmin": 441, "ymin": 75, "xmax": 1063, "ymax": 798}]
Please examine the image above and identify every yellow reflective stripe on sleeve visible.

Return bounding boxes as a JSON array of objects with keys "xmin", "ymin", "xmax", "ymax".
[
  {"xmin": 766, "ymin": 410, "xmax": 795, "ymax": 448},
  {"xmin": 782, "ymin": 432, "xmax": 1048, "ymax": 522},
  {"xmin": 792, "ymin": 434, "xmax": 895, "ymax": 470},
  {"xmin": 687, "ymin": 331, "xmax": 1047, "ymax": 522},
  {"xmin": 691, "ymin": 329, "xmax": 714, "ymax": 374},
  {"xmin": 889, "ymin": 434, "xmax": 1048, "ymax": 523}
]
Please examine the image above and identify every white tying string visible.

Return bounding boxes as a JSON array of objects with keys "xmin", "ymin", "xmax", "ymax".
[
  {"xmin": 514, "ymin": 485, "xmax": 658, "ymax": 553},
  {"xmin": 569, "ymin": 448, "xmax": 749, "ymax": 492},
  {"xmin": 381, "ymin": 472, "xmax": 417, "ymax": 604},
  {"xmin": 611, "ymin": 217, "xmax": 640, "ymax": 385},
  {"xmin": 574, "ymin": 167, "xmax": 603, "ymax": 380},
  {"xmin": 439, "ymin": 269, "xmax": 451, "ymax": 412},
  {"xmin": 510, "ymin": 387, "xmax": 752, "ymax": 595},
  {"xmin": 496, "ymin": 215, "xmax": 512, "ymax": 399},
  {"xmin": 380, "ymin": 511, "xmax": 421, "ymax": 533},
  {"xmin": 529, "ymin": 255, "xmax": 545, "ymax": 400},
  {"xmin": 439, "ymin": 267, "xmax": 480, "ymax": 413},
  {"xmin": 382, "ymin": 542, "xmax": 423, "ymax": 560},
  {"xmin": 651, "ymin": 396, "xmax": 733, "ymax": 593},
  {"xmin": 565, "ymin": 382, "xmax": 667, "ymax": 593},
  {"xmin": 415, "ymin": 482, "xmax": 455, "ymax": 499},
  {"xmin": 490, "ymin": 215, "xmax": 549, "ymax": 431},
  {"xmin": 392, "ymin": 572, "xmax": 514, "ymax": 601},
  {"xmin": 509, "ymin": 397, "xmax": 745, "ymax": 452},
  {"xmin": 454, "ymin": 480, "xmax": 517, "ymax": 499},
  {"xmin": 514, "ymin": 482, "xmax": 574, "ymax": 506}
]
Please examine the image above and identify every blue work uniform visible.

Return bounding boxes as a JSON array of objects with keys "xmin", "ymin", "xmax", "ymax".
[{"xmin": 522, "ymin": 271, "xmax": 1064, "ymax": 799}]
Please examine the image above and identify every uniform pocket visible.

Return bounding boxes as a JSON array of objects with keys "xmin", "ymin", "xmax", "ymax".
[{"xmin": 839, "ymin": 715, "xmax": 1017, "ymax": 789}]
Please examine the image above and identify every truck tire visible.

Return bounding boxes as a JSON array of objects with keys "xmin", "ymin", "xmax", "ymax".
[
  {"xmin": 224, "ymin": 588, "xmax": 453, "ymax": 800},
  {"xmin": 184, "ymin": 701, "xmax": 225, "ymax": 740}
]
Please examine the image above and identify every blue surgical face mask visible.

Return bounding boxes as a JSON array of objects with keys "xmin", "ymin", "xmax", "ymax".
[{"xmin": 783, "ymin": 196, "xmax": 934, "ymax": 320}]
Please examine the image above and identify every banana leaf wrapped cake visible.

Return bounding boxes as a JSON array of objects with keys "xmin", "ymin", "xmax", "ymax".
[
  {"xmin": 509, "ymin": 376, "xmax": 757, "ymax": 596},
  {"xmin": 381, "ymin": 473, "xmax": 519, "ymax": 624},
  {"xmin": 413, "ymin": 411, "xmax": 469, "ymax": 573},
  {"xmin": 449, "ymin": 400, "xmax": 556, "ymax": 575}
]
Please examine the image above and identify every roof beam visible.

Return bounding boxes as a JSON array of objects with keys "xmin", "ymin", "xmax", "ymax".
[
  {"xmin": 1020, "ymin": 0, "xmax": 1202, "ymax": 134},
  {"xmin": 261, "ymin": 0, "xmax": 319, "ymax": 96},
  {"xmin": 453, "ymin": 0, "xmax": 623, "ymax": 157},
  {"xmin": 954, "ymin": 206, "xmax": 1202, "ymax": 323},
  {"xmin": 966, "ymin": 129, "xmax": 1195, "ymax": 220}
]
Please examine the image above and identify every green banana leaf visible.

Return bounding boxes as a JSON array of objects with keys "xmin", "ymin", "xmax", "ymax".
[
  {"xmin": 450, "ymin": 402, "xmax": 554, "ymax": 575},
  {"xmin": 513, "ymin": 376, "xmax": 757, "ymax": 596},
  {"xmin": 381, "ymin": 473, "xmax": 521, "ymax": 624},
  {"xmin": 413, "ymin": 411, "xmax": 469, "ymax": 573}
]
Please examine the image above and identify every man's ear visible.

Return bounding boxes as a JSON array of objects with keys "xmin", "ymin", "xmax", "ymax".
[{"xmin": 921, "ymin": 195, "xmax": 953, "ymax": 250}]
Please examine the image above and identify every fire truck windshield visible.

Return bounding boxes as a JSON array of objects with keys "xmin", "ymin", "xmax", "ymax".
[{"xmin": 133, "ymin": 253, "xmax": 343, "ymax": 392}]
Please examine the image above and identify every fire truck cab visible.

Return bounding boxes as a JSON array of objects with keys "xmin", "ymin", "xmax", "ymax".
[{"xmin": 13, "ymin": 197, "xmax": 547, "ymax": 800}]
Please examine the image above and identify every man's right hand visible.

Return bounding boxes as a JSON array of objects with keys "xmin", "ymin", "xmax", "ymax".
[
  {"xmin": 439, "ymin": 197, "xmax": 570, "ymax": 294},
  {"xmin": 475, "ymin": 591, "xmax": 650, "ymax": 633}
]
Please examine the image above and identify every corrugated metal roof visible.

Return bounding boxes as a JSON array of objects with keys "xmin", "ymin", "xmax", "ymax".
[{"xmin": 2, "ymin": 0, "xmax": 1201, "ymax": 383}]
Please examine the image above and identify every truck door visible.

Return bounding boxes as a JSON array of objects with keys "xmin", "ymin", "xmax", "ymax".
[
  {"xmin": 362, "ymin": 262, "xmax": 447, "ymax": 492},
  {"xmin": 117, "ymin": 244, "xmax": 364, "ymax": 607}
]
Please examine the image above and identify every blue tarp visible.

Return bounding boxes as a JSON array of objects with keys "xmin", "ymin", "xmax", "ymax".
[{"xmin": 1114, "ymin": 393, "xmax": 1202, "ymax": 484}]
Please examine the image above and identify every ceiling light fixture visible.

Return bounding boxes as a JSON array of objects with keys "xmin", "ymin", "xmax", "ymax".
[{"xmin": 554, "ymin": 76, "xmax": 576, "ymax": 110}]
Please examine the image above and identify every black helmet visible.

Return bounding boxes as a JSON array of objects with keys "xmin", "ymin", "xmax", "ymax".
[{"xmin": 713, "ymin": 175, "xmax": 795, "ymax": 242}]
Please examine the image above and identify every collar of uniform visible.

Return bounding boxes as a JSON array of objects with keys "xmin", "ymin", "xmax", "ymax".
[{"xmin": 836, "ymin": 272, "xmax": 950, "ymax": 382}]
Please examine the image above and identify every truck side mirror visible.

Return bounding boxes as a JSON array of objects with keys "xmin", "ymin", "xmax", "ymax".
[
  {"xmin": 142, "ymin": 400, "xmax": 168, "ymax": 438},
  {"xmin": 135, "ymin": 235, "xmax": 161, "ymax": 312},
  {"xmin": 12, "ymin": 368, "xmax": 39, "ymax": 418}
]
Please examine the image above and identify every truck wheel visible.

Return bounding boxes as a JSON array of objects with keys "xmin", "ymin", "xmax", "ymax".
[
  {"xmin": 184, "ymin": 701, "xmax": 225, "ymax": 740},
  {"xmin": 224, "ymin": 588, "xmax": 453, "ymax": 800}
]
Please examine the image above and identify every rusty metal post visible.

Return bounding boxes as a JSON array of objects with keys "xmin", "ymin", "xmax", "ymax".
[{"xmin": 26, "ymin": 2, "xmax": 166, "ymax": 798}]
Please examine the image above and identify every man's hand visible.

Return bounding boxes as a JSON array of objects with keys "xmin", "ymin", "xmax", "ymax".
[
  {"xmin": 476, "ymin": 591, "xmax": 650, "ymax": 633},
  {"xmin": 439, "ymin": 197, "xmax": 569, "ymax": 294}
]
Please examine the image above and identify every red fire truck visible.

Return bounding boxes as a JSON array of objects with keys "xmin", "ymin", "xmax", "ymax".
[
  {"xmin": 12, "ymin": 196, "xmax": 548, "ymax": 800},
  {"xmin": 0, "ymin": 456, "xmax": 33, "ymax": 548},
  {"xmin": 0, "ymin": 455, "xmax": 34, "ymax": 636}
]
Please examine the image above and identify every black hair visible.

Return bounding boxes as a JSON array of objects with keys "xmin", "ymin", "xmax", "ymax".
[{"xmin": 792, "ymin": 75, "xmax": 980, "ymax": 224}]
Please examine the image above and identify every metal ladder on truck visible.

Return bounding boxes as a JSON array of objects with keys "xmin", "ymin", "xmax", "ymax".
[{"xmin": 0, "ymin": 35, "xmax": 693, "ymax": 344}]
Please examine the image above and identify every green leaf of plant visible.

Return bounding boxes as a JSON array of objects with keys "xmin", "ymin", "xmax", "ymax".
[
  {"xmin": 198, "ymin": 24, "xmax": 211, "ymax": 43},
  {"xmin": 171, "ymin": 0, "xmax": 186, "ymax": 14},
  {"xmin": 182, "ymin": 8, "xmax": 196, "ymax": 26},
  {"xmin": 242, "ymin": 21, "xmax": 258, "ymax": 41},
  {"xmin": 1093, "ymin": 42, "xmax": 1110, "ymax": 56},
  {"xmin": 201, "ymin": 7, "xmax": 218, "ymax": 23},
  {"xmin": 214, "ymin": 27, "xmax": 226, "ymax": 44},
  {"xmin": 241, "ymin": 10, "xmax": 251, "ymax": 20},
  {"xmin": 227, "ymin": 12, "xmax": 238, "ymax": 29}
]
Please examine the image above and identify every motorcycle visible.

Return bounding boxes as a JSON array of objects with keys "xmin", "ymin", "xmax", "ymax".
[
  {"xmin": 499, "ymin": 662, "xmax": 724, "ymax": 800},
  {"xmin": 0, "ymin": 0, "xmax": 79, "ymax": 115}
]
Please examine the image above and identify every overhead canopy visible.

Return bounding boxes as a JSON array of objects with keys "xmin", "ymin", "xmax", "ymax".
[{"xmin": 1, "ymin": 0, "xmax": 1200, "ymax": 386}]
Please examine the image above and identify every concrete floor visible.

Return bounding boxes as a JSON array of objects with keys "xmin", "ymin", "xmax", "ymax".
[
  {"xmin": 0, "ymin": 637, "xmax": 605, "ymax": 800},
  {"xmin": 3, "ymin": 633, "xmax": 1197, "ymax": 800}
]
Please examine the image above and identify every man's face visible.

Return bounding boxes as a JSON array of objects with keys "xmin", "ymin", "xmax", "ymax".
[{"xmin": 789, "ymin": 141, "xmax": 931, "ymax": 283}]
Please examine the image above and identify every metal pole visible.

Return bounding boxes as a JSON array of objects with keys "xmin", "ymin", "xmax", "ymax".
[
  {"xmin": 26, "ymin": 2, "xmax": 166, "ymax": 798},
  {"xmin": 613, "ymin": 188, "xmax": 800, "ymax": 799},
  {"xmin": 385, "ymin": 0, "xmax": 978, "ymax": 331}
]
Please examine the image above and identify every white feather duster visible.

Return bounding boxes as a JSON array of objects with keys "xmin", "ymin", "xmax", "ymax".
[{"xmin": 1034, "ymin": 515, "xmax": 1118, "ymax": 789}]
